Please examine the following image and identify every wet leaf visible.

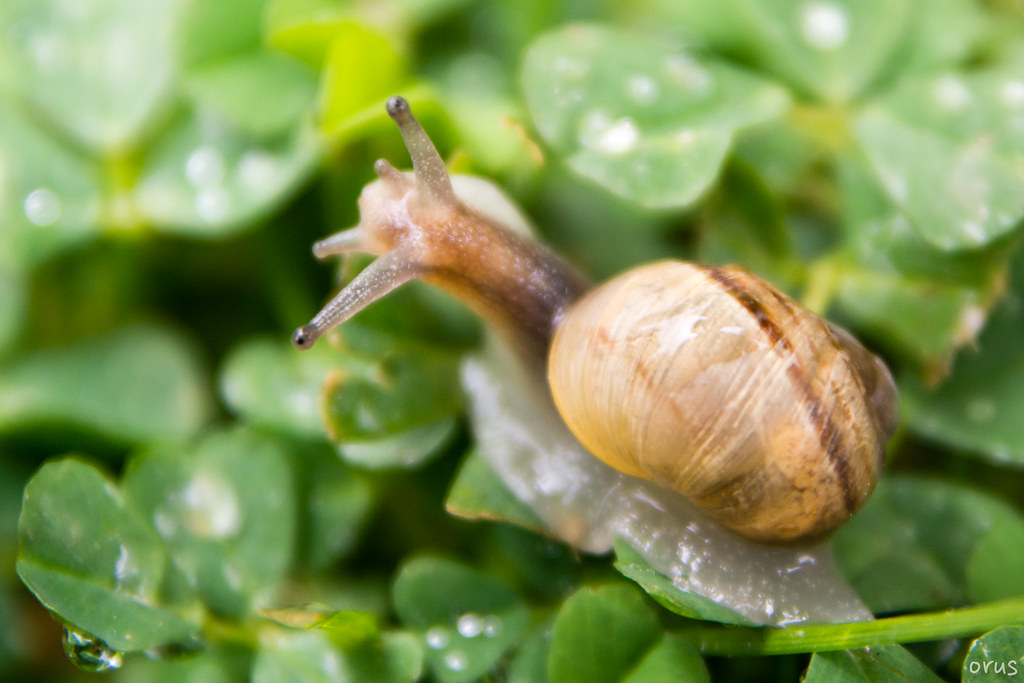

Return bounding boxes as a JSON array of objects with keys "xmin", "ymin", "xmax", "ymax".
[
  {"xmin": 16, "ymin": 459, "xmax": 199, "ymax": 651},
  {"xmin": 613, "ymin": 542, "xmax": 755, "ymax": 626},
  {"xmin": 804, "ymin": 645, "xmax": 942, "ymax": 682},
  {"xmin": 0, "ymin": 325, "xmax": 210, "ymax": 444},
  {"xmin": 648, "ymin": 0, "xmax": 915, "ymax": 103},
  {"xmin": 320, "ymin": 327, "xmax": 464, "ymax": 443},
  {"xmin": 0, "ymin": 103, "xmax": 101, "ymax": 271},
  {"xmin": 392, "ymin": 556, "xmax": 528, "ymax": 683},
  {"xmin": 123, "ymin": 428, "xmax": 296, "ymax": 618},
  {"xmin": 220, "ymin": 337, "xmax": 339, "ymax": 440},
  {"xmin": 548, "ymin": 583, "xmax": 662, "ymax": 683},
  {"xmin": 134, "ymin": 109, "xmax": 321, "ymax": 235},
  {"xmin": 855, "ymin": 68, "xmax": 1024, "ymax": 250},
  {"xmin": 0, "ymin": 0, "xmax": 178, "ymax": 151},
  {"xmin": 901, "ymin": 300, "xmax": 1024, "ymax": 467},
  {"xmin": 183, "ymin": 52, "xmax": 318, "ymax": 139},
  {"xmin": 253, "ymin": 629, "xmax": 421, "ymax": 683},
  {"xmin": 835, "ymin": 157, "xmax": 1009, "ymax": 373},
  {"xmin": 833, "ymin": 475, "xmax": 1024, "ymax": 614},
  {"xmin": 963, "ymin": 626, "xmax": 1024, "ymax": 682},
  {"xmin": 522, "ymin": 24, "xmax": 788, "ymax": 208}
]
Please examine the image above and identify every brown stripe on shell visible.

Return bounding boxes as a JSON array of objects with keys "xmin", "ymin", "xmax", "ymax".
[{"xmin": 703, "ymin": 265, "xmax": 859, "ymax": 514}]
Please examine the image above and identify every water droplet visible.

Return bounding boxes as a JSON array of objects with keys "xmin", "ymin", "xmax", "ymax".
[
  {"xmin": 578, "ymin": 110, "xmax": 642, "ymax": 154},
  {"xmin": 182, "ymin": 473, "xmax": 241, "ymax": 538},
  {"xmin": 185, "ymin": 146, "xmax": 225, "ymax": 188},
  {"xmin": 961, "ymin": 220, "xmax": 986, "ymax": 243},
  {"xmin": 799, "ymin": 2, "xmax": 850, "ymax": 51},
  {"xmin": 456, "ymin": 613, "xmax": 483, "ymax": 638},
  {"xmin": 425, "ymin": 627, "xmax": 448, "ymax": 649},
  {"xmin": 62, "ymin": 626, "xmax": 123, "ymax": 673},
  {"xmin": 27, "ymin": 29, "xmax": 67, "ymax": 72},
  {"xmin": 23, "ymin": 188, "xmax": 61, "ymax": 226},
  {"xmin": 627, "ymin": 74, "xmax": 659, "ymax": 105},
  {"xmin": 238, "ymin": 150, "xmax": 279, "ymax": 190},
  {"xmin": 482, "ymin": 616, "xmax": 502, "ymax": 638},
  {"xmin": 1001, "ymin": 81, "xmax": 1024, "ymax": 109},
  {"xmin": 664, "ymin": 54, "xmax": 712, "ymax": 92},
  {"xmin": 195, "ymin": 187, "xmax": 231, "ymax": 223},
  {"xmin": 933, "ymin": 75, "xmax": 972, "ymax": 111},
  {"xmin": 444, "ymin": 650, "xmax": 468, "ymax": 671}
]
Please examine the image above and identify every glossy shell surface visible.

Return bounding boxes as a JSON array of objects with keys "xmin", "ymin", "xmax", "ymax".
[{"xmin": 547, "ymin": 261, "xmax": 896, "ymax": 543}]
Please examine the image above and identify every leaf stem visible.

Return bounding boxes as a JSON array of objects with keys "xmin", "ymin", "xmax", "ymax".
[{"xmin": 676, "ymin": 597, "xmax": 1024, "ymax": 656}]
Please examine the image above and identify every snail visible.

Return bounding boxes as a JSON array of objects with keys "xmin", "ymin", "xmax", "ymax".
[{"xmin": 293, "ymin": 95, "xmax": 898, "ymax": 545}]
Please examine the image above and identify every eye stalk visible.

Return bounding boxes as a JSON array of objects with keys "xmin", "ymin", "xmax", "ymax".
[{"xmin": 292, "ymin": 96, "xmax": 589, "ymax": 361}]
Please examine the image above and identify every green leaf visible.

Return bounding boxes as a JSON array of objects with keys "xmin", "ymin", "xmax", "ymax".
[
  {"xmin": 0, "ymin": 268, "xmax": 25, "ymax": 355},
  {"xmin": 804, "ymin": 645, "xmax": 943, "ymax": 682},
  {"xmin": 0, "ymin": 0, "xmax": 178, "ymax": 151},
  {"xmin": 647, "ymin": 0, "xmax": 914, "ymax": 103},
  {"xmin": 338, "ymin": 418, "xmax": 457, "ymax": 470},
  {"xmin": 737, "ymin": 0, "xmax": 915, "ymax": 103},
  {"xmin": 253, "ymin": 629, "xmax": 421, "ymax": 683},
  {"xmin": 320, "ymin": 326, "xmax": 464, "ymax": 443},
  {"xmin": 548, "ymin": 584, "xmax": 661, "ymax": 683},
  {"xmin": 612, "ymin": 542, "xmax": 755, "ymax": 626},
  {"xmin": 134, "ymin": 109, "xmax": 321, "ymax": 235},
  {"xmin": 179, "ymin": 0, "xmax": 264, "ymax": 69},
  {"xmin": 0, "ymin": 325, "xmax": 210, "ymax": 444},
  {"xmin": 123, "ymin": 428, "xmax": 296, "ymax": 618},
  {"xmin": 392, "ymin": 556, "xmax": 528, "ymax": 683},
  {"xmin": 835, "ymin": 156, "xmax": 1009, "ymax": 373},
  {"xmin": 0, "ymin": 103, "xmax": 100, "ymax": 271},
  {"xmin": 833, "ymin": 475, "xmax": 1024, "ymax": 614},
  {"xmin": 296, "ymin": 448, "xmax": 374, "ymax": 571},
  {"xmin": 220, "ymin": 337, "xmax": 338, "ymax": 439},
  {"xmin": 509, "ymin": 623, "xmax": 551, "ymax": 683},
  {"xmin": 264, "ymin": 0, "xmax": 349, "ymax": 69},
  {"xmin": 445, "ymin": 451, "xmax": 547, "ymax": 534},
  {"xmin": 183, "ymin": 52, "xmax": 318, "ymax": 139},
  {"xmin": 16, "ymin": 459, "xmax": 199, "ymax": 652},
  {"xmin": 855, "ymin": 68, "xmax": 1024, "ymax": 250},
  {"xmin": 898, "ymin": 0, "xmax": 990, "ymax": 74},
  {"xmin": 901, "ymin": 300, "xmax": 1024, "ymax": 467},
  {"xmin": 963, "ymin": 626, "xmax": 1024, "ymax": 682},
  {"xmin": 319, "ymin": 22, "xmax": 407, "ymax": 134},
  {"xmin": 522, "ymin": 24, "xmax": 788, "ymax": 208},
  {"xmin": 623, "ymin": 635, "xmax": 709, "ymax": 683},
  {"xmin": 965, "ymin": 518, "xmax": 1024, "ymax": 603},
  {"xmin": 252, "ymin": 630, "xmax": 342, "ymax": 683}
]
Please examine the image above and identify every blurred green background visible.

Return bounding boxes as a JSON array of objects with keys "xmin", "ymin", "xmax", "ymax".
[{"xmin": 2, "ymin": 0, "xmax": 1024, "ymax": 680}]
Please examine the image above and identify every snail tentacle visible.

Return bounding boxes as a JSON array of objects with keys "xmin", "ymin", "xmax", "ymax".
[
  {"xmin": 385, "ymin": 95, "xmax": 457, "ymax": 209},
  {"xmin": 291, "ymin": 244, "xmax": 423, "ymax": 349}
]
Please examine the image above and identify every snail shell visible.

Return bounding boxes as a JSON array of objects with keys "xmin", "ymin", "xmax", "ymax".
[
  {"xmin": 549, "ymin": 261, "xmax": 897, "ymax": 543},
  {"xmin": 294, "ymin": 95, "xmax": 899, "ymax": 545}
]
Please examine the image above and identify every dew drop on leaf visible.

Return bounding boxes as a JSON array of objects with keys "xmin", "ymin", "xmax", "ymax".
[
  {"xmin": 456, "ymin": 612, "xmax": 483, "ymax": 638},
  {"xmin": 23, "ymin": 188, "xmax": 61, "ymax": 226},
  {"xmin": 195, "ymin": 187, "xmax": 231, "ymax": 223},
  {"xmin": 799, "ymin": 1, "xmax": 850, "ymax": 51},
  {"xmin": 62, "ymin": 626, "xmax": 123, "ymax": 673},
  {"xmin": 425, "ymin": 626, "xmax": 448, "ymax": 649},
  {"xmin": 482, "ymin": 616, "xmax": 502, "ymax": 638},
  {"xmin": 444, "ymin": 649, "xmax": 468, "ymax": 671},
  {"xmin": 184, "ymin": 146, "xmax": 225, "ymax": 189}
]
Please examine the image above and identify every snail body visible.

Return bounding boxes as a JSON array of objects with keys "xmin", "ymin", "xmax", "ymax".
[{"xmin": 294, "ymin": 96, "xmax": 898, "ymax": 545}]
